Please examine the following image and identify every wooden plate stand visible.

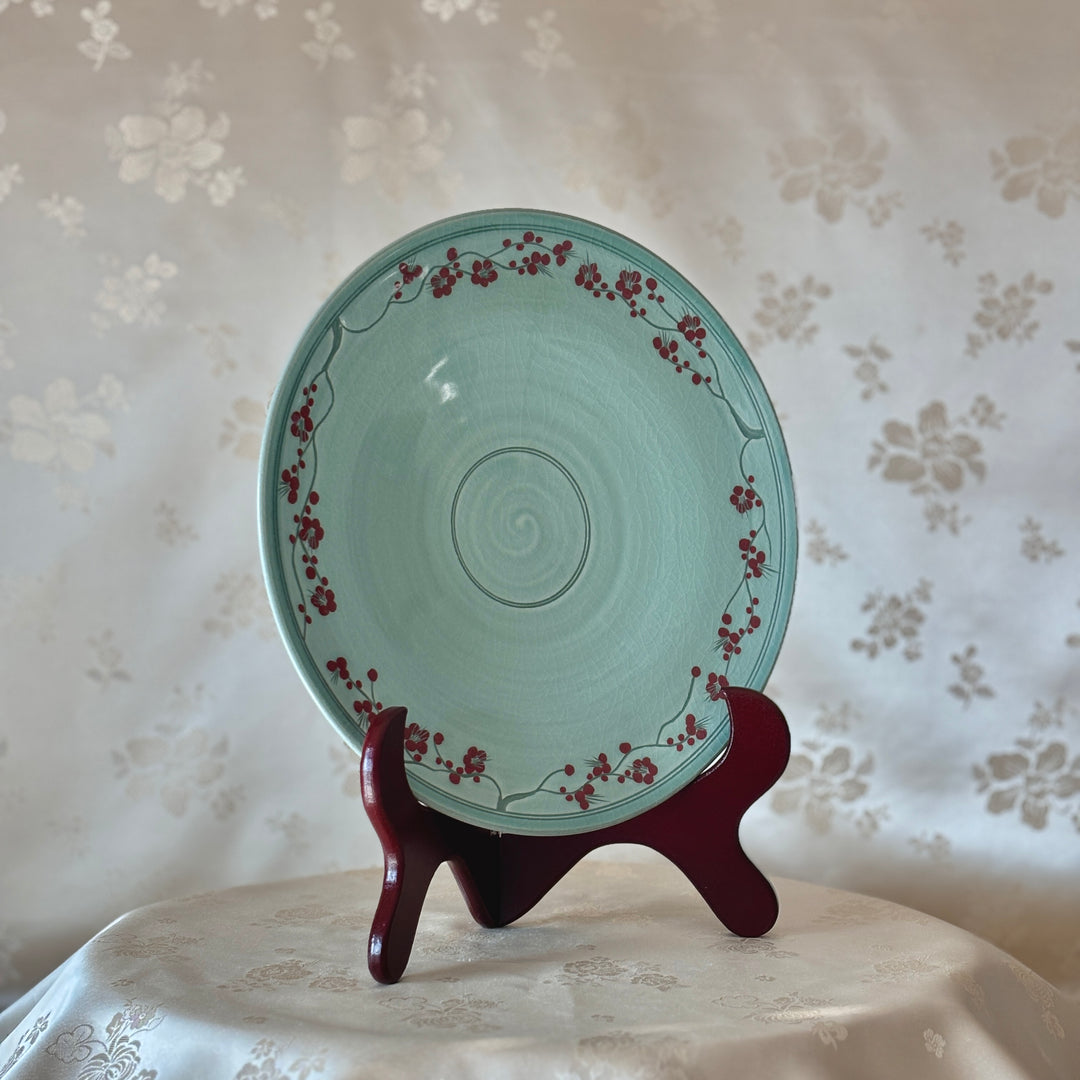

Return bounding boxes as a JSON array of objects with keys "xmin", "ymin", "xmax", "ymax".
[{"xmin": 360, "ymin": 686, "xmax": 791, "ymax": 984}]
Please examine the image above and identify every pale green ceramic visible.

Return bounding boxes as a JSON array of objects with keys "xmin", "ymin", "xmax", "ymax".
[{"xmin": 259, "ymin": 209, "xmax": 796, "ymax": 835}]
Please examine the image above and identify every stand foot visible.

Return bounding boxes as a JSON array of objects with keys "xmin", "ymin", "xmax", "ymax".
[{"xmin": 361, "ymin": 688, "xmax": 790, "ymax": 984}]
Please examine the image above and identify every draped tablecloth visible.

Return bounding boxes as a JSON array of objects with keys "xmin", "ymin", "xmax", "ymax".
[
  {"xmin": 1, "ymin": 860, "xmax": 1077, "ymax": 1079},
  {"xmin": 2, "ymin": 0, "xmax": 1080, "ymax": 1032}
]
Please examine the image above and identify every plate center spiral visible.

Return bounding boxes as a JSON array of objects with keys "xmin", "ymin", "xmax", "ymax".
[{"xmin": 450, "ymin": 446, "xmax": 591, "ymax": 609}]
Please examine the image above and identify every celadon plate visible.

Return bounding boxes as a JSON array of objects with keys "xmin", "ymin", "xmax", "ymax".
[{"xmin": 259, "ymin": 209, "xmax": 796, "ymax": 836}]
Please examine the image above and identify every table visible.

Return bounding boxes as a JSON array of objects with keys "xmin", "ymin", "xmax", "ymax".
[{"xmin": 1, "ymin": 859, "xmax": 1076, "ymax": 1078}]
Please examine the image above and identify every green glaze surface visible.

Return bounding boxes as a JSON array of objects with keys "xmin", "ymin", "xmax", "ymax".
[{"xmin": 259, "ymin": 209, "xmax": 796, "ymax": 835}]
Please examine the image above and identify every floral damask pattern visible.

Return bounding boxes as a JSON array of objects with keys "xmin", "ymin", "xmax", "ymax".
[
  {"xmin": 38, "ymin": 193, "xmax": 87, "ymax": 240},
  {"xmin": 523, "ymin": 10, "xmax": 572, "ymax": 74},
  {"xmin": 948, "ymin": 644, "xmax": 995, "ymax": 707},
  {"xmin": 420, "ymin": 0, "xmax": 498, "ymax": 24},
  {"xmin": 202, "ymin": 572, "xmax": 276, "ymax": 639},
  {"xmin": 771, "ymin": 703, "xmax": 887, "ymax": 836},
  {"xmin": 86, "ymin": 628, "xmax": 132, "ymax": 689},
  {"xmin": 843, "ymin": 336, "xmax": 891, "ymax": 399},
  {"xmin": 234, "ymin": 1039, "xmax": 326, "ymax": 1080},
  {"xmin": 45, "ymin": 1003, "xmax": 163, "ymax": 1079},
  {"xmin": 103, "ymin": 928, "xmax": 202, "ymax": 960},
  {"xmin": 973, "ymin": 699, "xmax": 1080, "ymax": 832},
  {"xmin": 154, "ymin": 502, "xmax": 198, "ymax": 546},
  {"xmin": 924, "ymin": 1029, "xmax": 947, "ymax": 1058},
  {"xmin": 921, "ymin": 219, "xmax": 966, "ymax": 264},
  {"xmin": 1019, "ymin": 517, "xmax": 1065, "ymax": 562},
  {"xmin": 768, "ymin": 89, "xmax": 901, "ymax": 225},
  {"xmin": 1008, "ymin": 962, "xmax": 1069, "ymax": 1040},
  {"xmin": 92, "ymin": 253, "xmax": 178, "ymax": 331},
  {"xmin": 746, "ymin": 272, "xmax": 831, "ymax": 350},
  {"xmin": 105, "ymin": 61, "xmax": 244, "ymax": 205},
  {"xmin": 909, "ymin": 831, "xmax": 952, "ymax": 861},
  {"xmin": 0, "ymin": 1015, "xmax": 48, "ymax": 1080},
  {"xmin": 377, "ymin": 994, "xmax": 503, "ymax": 1033},
  {"xmin": 300, "ymin": 3, "xmax": 354, "ymax": 71},
  {"xmin": 112, "ymin": 684, "xmax": 239, "ymax": 819},
  {"xmin": 218, "ymin": 397, "xmax": 266, "ymax": 460},
  {"xmin": 965, "ymin": 271, "xmax": 1053, "ymax": 357},
  {"xmin": 337, "ymin": 63, "xmax": 458, "ymax": 203},
  {"xmin": 803, "ymin": 519, "xmax": 847, "ymax": 565},
  {"xmin": 561, "ymin": 104, "xmax": 671, "ymax": 216},
  {"xmin": 327, "ymin": 742, "xmax": 362, "ymax": 797},
  {"xmin": 78, "ymin": 2, "xmax": 131, "ymax": 71},
  {"xmin": 991, "ymin": 120, "xmax": 1080, "ymax": 218},
  {"xmin": 191, "ymin": 322, "xmax": 240, "ymax": 377},
  {"xmin": 199, "ymin": 0, "xmax": 278, "ymax": 17},
  {"xmin": 555, "ymin": 953, "xmax": 684, "ymax": 992},
  {"xmin": 644, "ymin": 0, "xmax": 720, "ymax": 35},
  {"xmin": 4, "ymin": 374, "xmax": 130, "ymax": 507},
  {"xmin": 702, "ymin": 214, "xmax": 745, "ymax": 262},
  {"xmin": 867, "ymin": 397, "xmax": 1003, "ymax": 533},
  {"xmin": 851, "ymin": 578, "xmax": 932, "ymax": 661},
  {"xmin": 570, "ymin": 1030, "xmax": 696, "ymax": 1080},
  {"xmin": 0, "ymin": 0, "xmax": 54, "ymax": 15},
  {"xmin": 714, "ymin": 988, "xmax": 850, "ymax": 1048}
]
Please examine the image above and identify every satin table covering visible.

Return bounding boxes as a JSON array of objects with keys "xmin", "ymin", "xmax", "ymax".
[
  {"xmin": 4, "ymin": 0, "xmax": 1080, "ymax": 1015},
  {"xmin": 1, "ymin": 860, "xmax": 1076, "ymax": 1079}
]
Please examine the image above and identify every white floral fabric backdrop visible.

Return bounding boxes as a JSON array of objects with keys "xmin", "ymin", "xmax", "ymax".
[{"xmin": 1, "ymin": 0, "xmax": 1079, "ymax": 1012}]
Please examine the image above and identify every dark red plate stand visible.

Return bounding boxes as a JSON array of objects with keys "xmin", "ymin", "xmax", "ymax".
[{"xmin": 360, "ymin": 686, "xmax": 791, "ymax": 984}]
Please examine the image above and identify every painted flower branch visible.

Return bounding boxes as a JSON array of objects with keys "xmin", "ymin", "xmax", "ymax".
[
  {"xmin": 280, "ymin": 326, "xmax": 341, "ymax": 638},
  {"xmin": 361, "ymin": 228, "xmax": 766, "ymax": 438}
]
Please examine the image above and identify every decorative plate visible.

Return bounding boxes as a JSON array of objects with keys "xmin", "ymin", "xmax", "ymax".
[{"xmin": 259, "ymin": 209, "xmax": 796, "ymax": 836}]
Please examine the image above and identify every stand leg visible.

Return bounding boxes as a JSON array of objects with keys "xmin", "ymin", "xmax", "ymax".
[
  {"xmin": 360, "ymin": 707, "xmax": 499, "ymax": 983},
  {"xmin": 361, "ymin": 688, "xmax": 790, "ymax": 983}
]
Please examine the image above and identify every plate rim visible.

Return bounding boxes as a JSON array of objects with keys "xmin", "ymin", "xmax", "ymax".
[{"xmin": 258, "ymin": 206, "xmax": 798, "ymax": 834}]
